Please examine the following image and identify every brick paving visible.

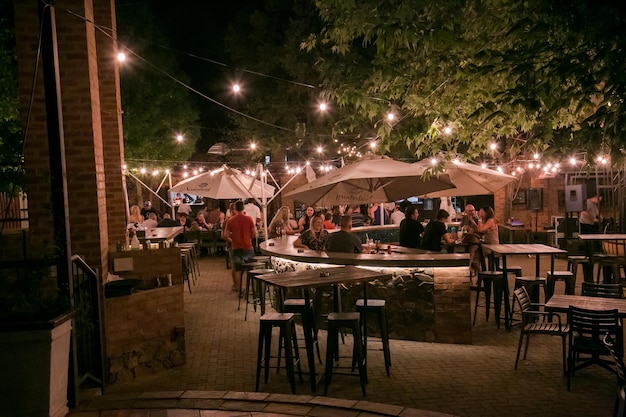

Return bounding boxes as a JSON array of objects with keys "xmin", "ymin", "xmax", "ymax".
[{"xmin": 73, "ymin": 254, "xmax": 618, "ymax": 417}]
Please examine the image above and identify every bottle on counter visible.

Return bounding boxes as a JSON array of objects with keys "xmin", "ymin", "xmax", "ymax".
[
  {"xmin": 387, "ymin": 244, "xmax": 392, "ymax": 254},
  {"xmin": 130, "ymin": 232, "xmax": 141, "ymax": 250}
]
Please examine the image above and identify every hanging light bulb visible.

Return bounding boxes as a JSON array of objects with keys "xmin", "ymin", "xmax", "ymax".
[{"xmin": 117, "ymin": 52, "xmax": 126, "ymax": 62}]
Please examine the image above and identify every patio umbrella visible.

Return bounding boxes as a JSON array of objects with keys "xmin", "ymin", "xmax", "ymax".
[
  {"xmin": 170, "ymin": 165, "xmax": 276, "ymax": 241},
  {"xmin": 413, "ymin": 160, "xmax": 516, "ymax": 197},
  {"xmin": 170, "ymin": 165, "xmax": 275, "ymax": 200},
  {"xmin": 285, "ymin": 154, "xmax": 455, "ymax": 206}
]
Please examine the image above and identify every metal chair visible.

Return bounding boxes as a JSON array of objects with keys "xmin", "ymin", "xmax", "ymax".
[
  {"xmin": 581, "ymin": 282, "xmax": 624, "ymax": 299},
  {"xmin": 513, "ymin": 287, "xmax": 568, "ymax": 373},
  {"xmin": 603, "ymin": 334, "xmax": 626, "ymax": 417},
  {"xmin": 567, "ymin": 306, "xmax": 622, "ymax": 390}
]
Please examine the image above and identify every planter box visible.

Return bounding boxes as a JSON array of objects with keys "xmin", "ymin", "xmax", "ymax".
[{"xmin": 0, "ymin": 312, "xmax": 73, "ymax": 417}]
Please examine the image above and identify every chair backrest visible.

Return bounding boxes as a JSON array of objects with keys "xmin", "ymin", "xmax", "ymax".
[
  {"xmin": 604, "ymin": 334, "xmax": 626, "ymax": 386},
  {"xmin": 513, "ymin": 286, "xmax": 531, "ymax": 313},
  {"xmin": 183, "ymin": 230, "xmax": 203, "ymax": 244},
  {"xmin": 568, "ymin": 306, "xmax": 621, "ymax": 350},
  {"xmin": 582, "ymin": 282, "xmax": 624, "ymax": 299}
]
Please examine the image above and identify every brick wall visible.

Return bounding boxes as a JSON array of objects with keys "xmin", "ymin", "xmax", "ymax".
[
  {"xmin": 106, "ymin": 247, "xmax": 185, "ymax": 382},
  {"xmin": 433, "ymin": 266, "xmax": 472, "ymax": 344}
]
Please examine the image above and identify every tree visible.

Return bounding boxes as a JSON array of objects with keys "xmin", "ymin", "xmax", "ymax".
[
  {"xmin": 0, "ymin": 0, "xmax": 23, "ymax": 193},
  {"xmin": 304, "ymin": 0, "xmax": 626, "ymax": 164},
  {"xmin": 116, "ymin": 1, "xmax": 200, "ymax": 162}
]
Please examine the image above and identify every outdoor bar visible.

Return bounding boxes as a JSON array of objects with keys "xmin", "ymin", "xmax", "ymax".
[{"xmin": 260, "ymin": 229, "xmax": 472, "ymax": 344}]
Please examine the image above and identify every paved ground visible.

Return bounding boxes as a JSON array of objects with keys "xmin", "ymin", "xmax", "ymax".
[{"xmin": 72, "ymin": 254, "xmax": 618, "ymax": 417}]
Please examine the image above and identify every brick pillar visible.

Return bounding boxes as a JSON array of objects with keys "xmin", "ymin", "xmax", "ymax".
[
  {"xmin": 93, "ymin": 0, "xmax": 127, "ymax": 247},
  {"xmin": 14, "ymin": 0, "xmax": 125, "ymax": 277}
]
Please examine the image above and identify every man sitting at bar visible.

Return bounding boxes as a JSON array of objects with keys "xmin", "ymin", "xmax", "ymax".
[
  {"xmin": 399, "ymin": 205, "xmax": 424, "ymax": 248},
  {"xmin": 326, "ymin": 215, "xmax": 367, "ymax": 253},
  {"xmin": 421, "ymin": 209, "xmax": 456, "ymax": 252}
]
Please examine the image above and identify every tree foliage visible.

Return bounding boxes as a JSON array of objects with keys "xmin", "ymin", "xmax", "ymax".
[
  {"xmin": 304, "ymin": 0, "xmax": 626, "ymax": 163},
  {"xmin": 116, "ymin": 2, "xmax": 200, "ymax": 162}
]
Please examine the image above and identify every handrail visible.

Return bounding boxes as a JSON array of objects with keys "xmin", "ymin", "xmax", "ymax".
[{"xmin": 70, "ymin": 254, "xmax": 97, "ymax": 277}]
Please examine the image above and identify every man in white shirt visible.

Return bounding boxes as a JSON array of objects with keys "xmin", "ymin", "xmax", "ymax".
[
  {"xmin": 390, "ymin": 205, "xmax": 405, "ymax": 225},
  {"xmin": 244, "ymin": 201, "xmax": 261, "ymax": 224}
]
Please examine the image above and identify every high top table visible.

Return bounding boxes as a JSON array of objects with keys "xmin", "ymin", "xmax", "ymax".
[
  {"xmin": 257, "ymin": 265, "xmax": 392, "ymax": 392},
  {"xmin": 481, "ymin": 243, "xmax": 566, "ymax": 330},
  {"xmin": 545, "ymin": 294, "xmax": 626, "ymax": 318}
]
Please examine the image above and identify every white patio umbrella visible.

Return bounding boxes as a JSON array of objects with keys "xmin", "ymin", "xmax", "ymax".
[
  {"xmin": 285, "ymin": 154, "xmax": 456, "ymax": 207},
  {"xmin": 169, "ymin": 165, "xmax": 275, "ymax": 240},
  {"xmin": 413, "ymin": 160, "xmax": 516, "ymax": 197}
]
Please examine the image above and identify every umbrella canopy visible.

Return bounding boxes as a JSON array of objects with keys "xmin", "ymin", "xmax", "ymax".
[
  {"xmin": 414, "ymin": 160, "xmax": 516, "ymax": 197},
  {"xmin": 285, "ymin": 155, "xmax": 455, "ymax": 206},
  {"xmin": 169, "ymin": 165, "xmax": 275, "ymax": 200}
]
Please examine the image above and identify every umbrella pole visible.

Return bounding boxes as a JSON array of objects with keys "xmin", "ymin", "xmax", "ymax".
[{"xmin": 260, "ymin": 164, "xmax": 269, "ymax": 243}]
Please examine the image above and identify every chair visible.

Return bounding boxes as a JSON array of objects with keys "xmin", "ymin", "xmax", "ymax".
[
  {"xmin": 603, "ymin": 334, "xmax": 626, "ymax": 417},
  {"xmin": 199, "ymin": 230, "xmax": 217, "ymax": 255},
  {"xmin": 513, "ymin": 287, "xmax": 568, "ymax": 373},
  {"xmin": 567, "ymin": 306, "xmax": 622, "ymax": 390},
  {"xmin": 581, "ymin": 282, "xmax": 624, "ymax": 299}
]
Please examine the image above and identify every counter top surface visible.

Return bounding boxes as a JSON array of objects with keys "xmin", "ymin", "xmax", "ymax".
[{"xmin": 260, "ymin": 235, "xmax": 469, "ymax": 267}]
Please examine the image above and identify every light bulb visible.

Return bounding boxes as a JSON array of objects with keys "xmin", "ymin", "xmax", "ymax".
[{"xmin": 117, "ymin": 52, "xmax": 126, "ymax": 62}]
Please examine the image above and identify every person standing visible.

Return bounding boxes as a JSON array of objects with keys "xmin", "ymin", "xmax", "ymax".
[
  {"xmin": 390, "ymin": 205, "xmax": 405, "ymax": 225},
  {"xmin": 460, "ymin": 204, "xmax": 481, "ymax": 277},
  {"xmin": 326, "ymin": 215, "xmax": 366, "ymax": 253},
  {"xmin": 399, "ymin": 206, "xmax": 424, "ymax": 248},
  {"xmin": 579, "ymin": 195, "xmax": 603, "ymax": 234},
  {"xmin": 222, "ymin": 201, "xmax": 257, "ymax": 293},
  {"xmin": 477, "ymin": 206, "xmax": 499, "ymax": 245},
  {"xmin": 421, "ymin": 209, "xmax": 456, "ymax": 252}
]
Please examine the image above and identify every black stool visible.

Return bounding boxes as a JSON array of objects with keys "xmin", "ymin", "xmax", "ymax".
[
  {"xmin": 283, "ymin": 298, "xmax": 322, "ymax": 364},
  {"xmin": 246, "ymin": 268, "xmax": 275, "ymax": 319},
  {"xmin": 510, "ymin": 276, "xmax": 547, "ymax": 322},
  {"xmin": 238, "ymin": 261, "xmax": 265, "ymax": 311},
  {"xmin": 356, "ymin": 299, "xmax": 391, "ymax": 376},
  {"xmin": 473, "ymin": 271, "xmax": 505, "ymax": 327},
  {"xmin": 595, "ymin": 255, "xmax": 623, "ymax": 284},
  {"xmin": 546, "ymin": 271, "xmax": 575, "ymax": 299},
  {"xmin": 253, "ymin": 255, "xmax": 272, "ymax": 269},
  {"xmin": 325, "ymin": 312, "xmax": 367, "ymax": 396},
  {"xmin": 256, "ymin": 313, "xmax": 302, "ymax": 393},
  {"xmin": 567, "ymin": 255, "xmax": 591, "ymax": 283}
]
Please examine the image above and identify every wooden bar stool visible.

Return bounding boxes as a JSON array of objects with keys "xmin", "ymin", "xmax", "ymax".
[
  {"xmin": 473, "ymin": 271, "xmax": 505, "ymax": 326},
  {"xmin": 356, "ymin": 299, "xmax": 391, "ymax": 376},
  {"xmin": 324, "ymin": 312, "xmax": 367, "ymax": 396},
  {"xmin": 246, "ymin": 268, "xmax": 274, "ymax": 320},
  {"xmin": 255, "ymin": 313, "xmax": 302, "ymax": 394},
  {"xmin": 238, "ymin": 261, "xmax": 265, "ymax": 311},
  {"xmin": 567, "ymin": 255, "xmax": 591, "ymax": 283},
  {"xmin": 546, "ymin": 271, "xmax": 576, "ymax": 299}
]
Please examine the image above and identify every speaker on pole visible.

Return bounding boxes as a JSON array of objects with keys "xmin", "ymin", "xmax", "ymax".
[
  {"xmin": 565, "ymin": 184, "xmax": 586, "ymax": 212},
  {"xmin": 527, "ymin": 188, "xmax": 543, "ymax": 210}
]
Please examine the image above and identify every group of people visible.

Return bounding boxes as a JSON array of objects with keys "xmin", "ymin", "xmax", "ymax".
[{"xmin": 127, "ymin": 200, "xmax": 226, "ymax": 234}]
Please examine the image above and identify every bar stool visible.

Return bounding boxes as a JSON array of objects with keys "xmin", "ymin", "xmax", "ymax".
[
  {"xmin": 546, "ymin": 270, "xmax": 576, "ymax": 299},
  {"xmin": 283, "ymin": 298, "xmax": 322, "ymax": 364},
  {"xmin": 246, "ymin": 268, "xmax": 274, "ymax": 319},
  {"xmin": 355, "ymin": 299, "xmax": 391, "ymax": 376},
  {"xmin": 178, "ymin": 241, "xmax": 200, "ymax": 282},
  {"xmin": 473, "ymin": 271, "xmax": 505, "ymax": 327},
  {"xmin": 595, "ymin": 255, "xmax": 623, "ymax": 284},
  {"xmin": 255, "ymin": 312, "xmax": 303, "ymax": 394},
  {"xmin": 324, "ymin": 312, "xmax": 367, "ymax": 396},
  {"xmin": 253, "ymin": 255, "xmax": 272, "ymax": 269},
  {"xmin": 567, "ymin": 255, "xmax": 591, "ymax": 283},
  {"xmin": 180, "ymin": 250, "xmax": 192, "ymax": 293},
  {"xmin": 510, "ymin": 276, "xmax": 547, "ymax": 322},
  {"xmin": 238, "ymin": 261, "xmax": 264, "ymax": 311}
]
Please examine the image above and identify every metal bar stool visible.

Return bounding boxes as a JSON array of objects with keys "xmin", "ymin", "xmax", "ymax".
[
  {"xmin": 324, "ymin": 312, "xmax": 367, "ymax": 396},
  {"xmin": 356, "ymin": 299, "xmax": 391, "ymax": 376},
  {"xmin": 546, "ymin": 270, "xmax": 576, "ymax": 299},
  {"xmin": 282, "ymin": 298, "xmax": 322, "ymax": 366},
  {"xmin": 567, "ymin": 255, "xmax": 591, "ymax": 283},
  {"xmin": 246, "ymin": 268, "xmax": 275, "ymax": 320},
  {"xmin": 238, "ymin": 261, "xmax": 265, "ymax": 311},
  {"xmin": 473, "ymin": 271, "xmax": 505, "ymax": 327},
  {"xmin": 255, "ymin": 312, "xmax": 303, "ymax": 394}
]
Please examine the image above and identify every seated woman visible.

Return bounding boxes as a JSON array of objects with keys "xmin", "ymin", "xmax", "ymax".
[
  {"xmin": 268, "ymin": 206, "xmax": 295, "ymax": 238},
  {"xmin": 420, "ymin": 209, "xmax": 456, "ymax": 252},
  {"xmin": 293, "ymin": 214, "xmax": 328, "ymax": 251}
]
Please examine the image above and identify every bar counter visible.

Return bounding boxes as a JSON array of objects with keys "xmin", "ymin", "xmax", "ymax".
[{"xmin": 260, "ymin": 236, "xmax": 472, "ymax": 344}]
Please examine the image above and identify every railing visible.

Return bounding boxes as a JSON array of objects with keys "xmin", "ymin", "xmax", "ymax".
[
  {"xmin": 69, "ymin": 254, "xmax": 106, "ymax": 405},
  {"xmin": 0, "ymin": 192, "xmax": 28, "ymax": 230}
]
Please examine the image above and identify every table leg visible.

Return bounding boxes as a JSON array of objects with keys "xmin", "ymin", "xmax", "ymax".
[
  {"xmin": 502, "ymin": 255, "xmax": 511, "ymax": 331},
  {"xmin": 362, "ymin": 284, "xmax": 368, "ymax": 378},
  {"xmin": 302, "ymin": 288, "xmax": 317, "ymax": 392}
]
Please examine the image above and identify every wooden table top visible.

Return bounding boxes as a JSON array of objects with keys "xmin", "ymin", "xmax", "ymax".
[
  {"xmin": 545, "ymin": 294, "xmax": 626, "ymax": 317},
  {"xmin": 142, "ymin": 226, "xmax": 184, "ymax": 241},
  {"xmin": 579, "ymin": 234, "xmax": 626, "ymax": 241},
  {"xmin": 257, "ymin": 266, "xmax": 391, "ymax": 289},
  {"xmin": 481, "ymin": 243, "xmax": 566, "ymax": 256}
]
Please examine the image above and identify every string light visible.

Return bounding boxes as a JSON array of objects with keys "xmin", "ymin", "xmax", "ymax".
[{"xmin": 117, "ymin": 52, "xmax": 126, "ymax": 62}]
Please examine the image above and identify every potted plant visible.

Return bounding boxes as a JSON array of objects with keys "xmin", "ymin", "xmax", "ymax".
[{"xmin": 0, "ymin": 254, "xmax": 73, "ymax": 417}]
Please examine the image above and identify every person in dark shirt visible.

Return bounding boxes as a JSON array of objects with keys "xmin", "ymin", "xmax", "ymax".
[
  {"xmin": 157, "ymin": 212, "xmax": 180, "ymax": 227},
  {"xmin": 141, "ymin": 200, "xmax": 159, "ymax": 220},
  {"xmin": 399, "ymin": 205, "xmax": 424, "ymax": 248},
  {"xmin": 326, "ymin": 215, "xmax": 365, "ymax": 254},
  {"xmin": 421, "ymin": 209, "xmax": 455, "ymax": 252}
]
